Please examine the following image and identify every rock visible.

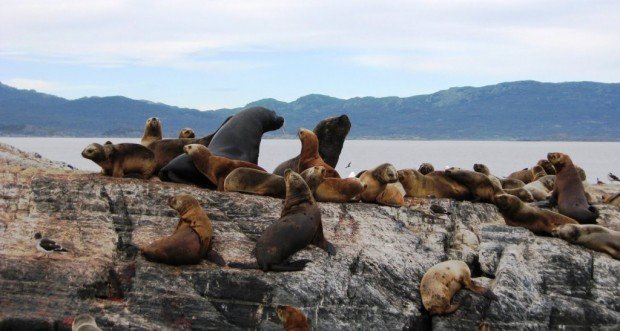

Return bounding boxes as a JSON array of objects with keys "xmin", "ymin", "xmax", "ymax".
[{"xmin": 0, "ymin": 142, "xmax": 619, "ymax": 330}]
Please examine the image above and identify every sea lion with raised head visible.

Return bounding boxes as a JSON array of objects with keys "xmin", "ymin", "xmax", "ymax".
[
  {"xmin": 547, "ymin": 152, "xmax": 598, "ymax": 224},
  {"xmin": 273, "ymin": 115, "xmax": 351, "ymax": 175},
  {"xmin": 277, "ymin": 305, "xmax": 310, "ymax": 331},
  {"xmin": 537, "ymin": 159, "xmax": 556, "ymax": 175},
  {"xmin": 358, "ymin": 163, "xmax": 399, "ymax": 204},
  {"xmin": 224, "ymin": 168, "xmax": 285, "ymax": 198},
  {"xmin": 493, "ymin": 194, "xmax": 578, "ymax": 235},
  {"xmin": 552, "ymin": 224, "xmax": 619, "ymax": 260},
  {"xmin": 473, "ymin": 163, "xmax": 503, "ymax": 189},
  {"xmin": 81, "ymin": 142, "xmax": 156, "ymax": 179},
  {"xmin": 398, "ymin": 169, "xmax": 472, "ymax": 200},
  {"xmin": 228, "ymin": 170, "xmax": 336, "ymax": 271},
  {"xmin": 184, "ymin": 144, "xmax": 266, "ymax": 190},
  {"xmin": 141, "ymin": 117, "xmax": 163, "ymax": 147},
  {"xmin": 420, "ymin": 260, "xmax": 494, "ymax": 315},
  {"xmin": 178, "ymin": 127, "xmax": 196, "ymax": 139},
  {"xmin": 418, "ymin": 163, "xmax": 435, "ymax": 175},
  {"xmin": 297, "ymin": 128, "xmax": 340, "ymax": 178},
  {"xmin": 300, "ymin": 166, "xmax": 365, "ymax": 203}
]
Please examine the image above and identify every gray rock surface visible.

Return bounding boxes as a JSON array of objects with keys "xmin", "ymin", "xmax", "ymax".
[{"xmin": 0, "ymin": 142, "xmax": 619, "ymax": 330}]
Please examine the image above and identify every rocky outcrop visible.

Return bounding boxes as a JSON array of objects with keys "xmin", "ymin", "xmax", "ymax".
[{"xmin": 1, "ymin": 142, "xmax": 619, "ymax": 330}]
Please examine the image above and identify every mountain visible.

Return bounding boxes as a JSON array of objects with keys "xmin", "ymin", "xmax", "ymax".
[{"xmin": 1, "ymin": 81, "xmax": 619, "ymax": 140}]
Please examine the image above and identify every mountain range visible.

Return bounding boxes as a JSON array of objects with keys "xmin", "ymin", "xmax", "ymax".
[{"xmin": 1, "ymin": 80, "xmax": 619, "ymax": 140}]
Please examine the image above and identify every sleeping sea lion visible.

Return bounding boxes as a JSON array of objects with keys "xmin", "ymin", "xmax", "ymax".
[
  {"xmin": 300, "ymin": 166, "xmax": 365, "ymax": 203},
  {"xmin": 398, "ymin": 169, "xmax": 472, "ymax": 200},
  {"xmin": 444, "ymin": 168, "xmax": 503, "ymax": 203},
  {"xmin": 552, "ymin": 224, "xmax": 619, "ymax": 259},
  {"xmin": 81, "ymin": 142, "xmax": 156, "ymax": 179},
  {"xmin": 493, "ymin": 194, "xmax": 578, "ymax": 235},
  {"xmin": 224, "ymin": 168, "xmax": 285, "ymax": 198}
]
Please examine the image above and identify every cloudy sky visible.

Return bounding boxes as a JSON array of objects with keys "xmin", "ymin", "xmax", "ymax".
[{"xmin": 1, "ymin": 0, "xmax": 618, "ymax": 109}]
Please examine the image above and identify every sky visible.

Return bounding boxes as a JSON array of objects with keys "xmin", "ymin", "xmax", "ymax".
[{"xmin": 1, "ymin": 0, "xmax": 619, "ymax": 110}]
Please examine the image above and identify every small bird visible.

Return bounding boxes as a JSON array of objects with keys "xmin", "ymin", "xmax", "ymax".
[
  {"xmin": 609, "ymin": 173, "xmax": 620, "ymax": 182},
  {"xmin": 596, "ymin": 178, "xmax": 604, "ymax": 185},
  {"xmin": 345, "ymin": 162, "xmax": 351, "ymax": 168},
  {"xmin": 34, "ymin": 232, "xmax": 68, "ymax": 257}
]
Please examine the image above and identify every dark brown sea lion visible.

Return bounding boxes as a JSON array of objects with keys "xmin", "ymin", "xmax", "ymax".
[
  {"xmin": 552, "ymin": 224, "xmax": 620, "ymax": 259},
  {"xmin": 273, "ymin": 115, "xmax": 351, "ymax": 175},
  {"xmin": 148, "ymin": 138, "xmax": 197, "ymax": 171},
  {"xmin": 184, "ymin": 144, "xmax": 266, "ymax": 191},
  {"xmin": 536, "ymin": 159, "xmax": 556, "ymax": 175},
  {"xmin": 228, "ymin": 170, "xmax": 336, "ymax": 272},
  {"xmin": 444, "ymin": 168, "xmax": 503, "ymax": 203},
  {"xmin": 398, "ymin": 169, "xmax": 472, "ymax": 200},
  {"xmin": 420, "ymin": 260, "xmax": 494, "ymax": 315},
  {"xmin": 297, "ymin": 128, "xmax": 340, "ymax": 178},
  {"xmin": 493, "ymin": 194, "xmax": 578, "ymax": 235},
  {"xmin": 358, "ymin": 163, "xmax": 399, "ymax": 204},
  {"xmin": 178, "ymin": 127, "xmax": 195, "ymax": 139},
  {"xmin": 81, "ymin": 142, "xmax": 156, "ymax": 179},
  {"xmin": 141, "ymin": 194, "xmax": 218, "ymax": 265},
  {"xmin": 224, "ymin": 168, "xmax": 285, "ymax": 198},
  {"xmin": 418, "ymin": 163, "xmax": 435, "ymax": 175},
  {"xmin": 277, "ymin": 305, "xmax": 310, "ymax": 331},
  {"xmin": 141, "ymin": 117, "xmax": 163, "ymax": 147},
  {"xmin": 473, "ymin": 163, "xmax": 502, "ymax": 188},
  {"xmin": 548, "ymin": 152, "xmax": 598, "ymax": 224},
  {"xmin": 300, "ymin": 166, "xmax": 365, "ymax": 203}
]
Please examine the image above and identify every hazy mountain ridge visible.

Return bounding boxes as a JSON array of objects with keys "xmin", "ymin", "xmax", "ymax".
[{"xmin": 1, "ymin": 81, "xmax": 619, "ymax": 140}]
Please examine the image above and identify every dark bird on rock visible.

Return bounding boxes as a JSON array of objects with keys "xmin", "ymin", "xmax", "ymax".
[
  {"xmin": 430, "ymin": 204, "xmax": 450, "ymax": 215},
  {"xmin": 596, "ymin": 178, "xmax": 604, "ymax": 185},
  {"xmin": 609, "ymin": 173, "xmax": 620, "ymax": 182},
  {"xmin": 34, "ymin": 232, "xmax": 68, "ymax": 256}
]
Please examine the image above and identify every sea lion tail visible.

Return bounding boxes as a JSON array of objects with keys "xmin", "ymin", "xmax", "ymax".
[{"xmin": 269, "ymin": 259, "xmax": 312, "ymax": 272}]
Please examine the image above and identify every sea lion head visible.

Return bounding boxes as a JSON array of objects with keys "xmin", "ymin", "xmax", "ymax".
[
  {"xmin": 81, "ymin": 143, "xmax": 107, "ymax": 162},
  {"xmin": 547, "ymin": 152, "xmax": 572, "ymax": 171},
  {"xmin": 300, "ymin": 166, "xmax": 326, "ymax": 191},
  {"xmin": 184, "ymin": 144, "xmax": 211, "ymax": 157},
  {"xmin": 551, "ymin": 224, "xmax": 580, "ymax": 242},
  {"xmin": 298, "ymin": 128, "xmax": 316, "ymax": 142},
  {"xmin": 260, "ymin": 108, "xmax": 285, "ymax": 132},
  {"xmin": 373, "ymin": 163, "xmax": 398, "ymax": 184},
  {"xmin": 538, "ymin": 175, "xmax": 556, "ymax": 190},
  {"xmin": 168, "ymin": 194, "xmax": 201, "ymax": 215},
  {"xmin": 492, "ymin": 194, "xmax": 521, "ymax": 213},
  {"xmin": 536, "ymin": 159, "xmax": 556, "ymax": 175},
  {"xmin": 418, "ymin": 163, "xmax": 435, "ymax": 175},
  {"xmin": 531, "ymin": 165, "xmax": 547, "ymax": 180},
  {"xmin": 314, "ymin": 114, "xmax": 351, "ymax": 143},
  {"xmin": 179, "ymin": 128, "xmax": 195, "ymax": 139},
  {"xmin": 145, "ymin": 117, "xmax": 161, "ymax": 128},
  {"xmin": 473, "ymin": 163, "xmax": 489, "ymax": 175},
  {"xmin": 283, "ymin": 169, "xmax": 315, "ymax": 212},
  {"xmin": 276, "ymin": 305, "xmax": 308, "ymax": 330}
]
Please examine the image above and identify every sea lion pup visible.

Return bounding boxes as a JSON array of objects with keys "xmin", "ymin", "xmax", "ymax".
[
  {"xmin": 300, "ymin": 166, "xmax": 365, "ymax": 203},
  {"xmin": 418, "ymin": 163, "xmax": 435, "ymax": 175},
  {"xmin": 547, "ymin": 152, "xmax": 599, "ymax": 224},
  {"xmin": 141, "ymin": 194, "xmax": 221, "ymax": 265},
  {"xmin": 277, "ymin": 305, "xmax": 310, "ymax": 331},
  {"xmin": 273, "ymin": 114, "xmax": 351, "ymax": 176},
  {"xmin": 420, "ymin": 260, "xmax": 494, "ymax": 315},
  {"xmin": 602, "ymin": 192, "xmax": 620, "ymax": 207},
  {"xmin": 224, "ymin": 168, "xmax": 285, "ymax": 198},
  {"xmin": 141, "ymin": 117, "xmax": 163, "ymax": 147},
  {"xmin": 508, "ymin": 167, "xmax": 535, "ymax": 184},
  {"xmin": 184, "ymin": 144, "xmax": 266, "ymax": 191},
  {"xmin": 493, "ymin": 194, "xmax": 578, "ymax": 235},
  {"xmin": 229, "ymin": 170, "xmax": 336, "ymax": 272},
  {"xmin": 297, "ymin": 128, "xmax": 340, "ymax": 178},
  {"xmin": 358, "ymin": 163, "xmax": 399, "ymax": 204},
  {"xmin": 537, "ymin": 159, "xmax": 556, "ymax": 175},
  {"xmin": 72, "ymin": 314, "xmax": 102, "ymax": 331},
  {"xmin": 444, "ymin": 168, "xmax": 503, "ymax": 203},
  {"xmin": 397, "ymin": 169, "xmax": 472, "ymax": 200},
  {"xmin": 178, "ymin": 127, "xmax": 195, "ymax": 139},
  {"xmin": 552, "ymin": 224, "xmax": 620, "ymax": 260},
  {"xmin": 473, "ymin": 163, "xmax": 502, "ymax": 188},
  {"xmin": 81, "ymin": 142, "xmax": 156, "ymax": 179}
]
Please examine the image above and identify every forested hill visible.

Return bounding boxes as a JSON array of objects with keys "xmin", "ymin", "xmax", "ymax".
[{"xmin": 1, "ymin": 80, "xmax": 618, "ymax": 140}]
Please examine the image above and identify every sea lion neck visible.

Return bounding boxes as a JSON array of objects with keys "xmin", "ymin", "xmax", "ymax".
[{"xmin": 282, "ymin": 171, "xmax": 315, "ymax": 215}]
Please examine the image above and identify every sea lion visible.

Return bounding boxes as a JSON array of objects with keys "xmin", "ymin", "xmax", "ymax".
[
  {"xmin": 178, "ymin": 127, "xmax": 196, "ymax": 139},
  {"xmin": 300, "ymin": 166, "xmax": 365, "ymax": 203},
  {"xmin": 473, "ymin": 163, "xmax": 502, "ymax": 188},
  {"xmin": 273, "ymin": 115, "xmax": 351, "ymax": 175},
  {"xmin": 499, "ymin": 178, "xmax": 525, "ymax": 189},
  {"xmin": 418, "ymin": 163, "xmax": 435, "ymax": 175},
  {"xmin": 503, "ymin": 187, "xmax": 535, "ymax": 202},
  {"xmin": 224, "ymin": 168, "xmax": 285, "ymax": 198},
  {"xmin": 493, "ymin": 194, "xmax": 578, "ymax": 235},
  {"xmin": 81, "ymin": 142, "xmax": 156, "ymax": 179},
  {"xmin": 537, "ymin": 159, "xmax": 556, "ymax": 175},
  {"xmin": 552, "ymin": 224, "xmax": 620, "ymax": 260},
  {"xmin": 184, "ymin": 144, "xmax": 266, "ymax": 191},
  {"xmin": 141, "ymin": 117, "xmax": 163, "ymax": 147},
  {"xmin": 297, "ymin": 128, "xmax": 340, "ymax": 178},
  {"xmin": 72, "ymin": 314, "xmax": 102, "ymax": 331},
  {"xmin": 141, "ymin": 194, "xmax": 217, "ymax": 265},
  {"xmin": 508, "ymin": 167, "xmax": 535, "ymax": 184},
  {"xmin": 531, "ymin": 165, "xmax": 547, "ymax": 180},
  {"xmin": 358, "ymin": 163, "xmax": 399, "ymax": 204},
  {"xmin": 603, "ymin": 192, "xmax": 620, "ymax": 207},
  {"xmin": 444, "ymin": 168, "xmax": 503, "ymax": 203},
  {"xmin": 397, "ymin": 169, "xmax": 472, "ymax": 200},
  {"xmin": 161, "ymin": 107, "xmax": 282, "ymax": 185},
  {"xmin": 378, "ymin": 182, "xmax": 406, "ymax": 206},
  {"xmin": 148, "ymin": 138, "xmax": 197, "ymax": 171},
  {"xmin": 524, "ymin": 175, "xmax": 555, "ymax": 201},
  {"xmin": 277, "ymin": 305, "xmax": 310, "ymax": 331},
  {"xmin": 420, "ymin": 260, "xmax": 493, "ymax": 315},
  {"xmin": 547, "ymin": 152, "xmax": 598, "ymax": 224},
  {"xmin": 228, "ymin": 170, "xmax": 336, "ymax": 272}
]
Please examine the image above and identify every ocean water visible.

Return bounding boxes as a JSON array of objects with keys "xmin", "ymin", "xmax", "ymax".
[{"xmin": 0, "ymin": 137, "xmax": 618, "ymax": 184}]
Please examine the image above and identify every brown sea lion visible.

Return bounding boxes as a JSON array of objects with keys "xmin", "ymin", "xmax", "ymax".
[
  {"xmin": 141, "ymin": 194, "xmax": 218, "ymax": 265},
  {"xmin": 224, "ymin": 168, "xmax": 285, "ymax": 198},
  {"xmin": 473, "ymin": 163, "xmax": 502, "ymax": 188},
  {"xmin": 297, "ymin": 128, "xmax": 340, "ymax": 178},
  {"xmin": 81, "ymin": 142, "xmax": 156, "ymax": 179},
  {"xmin": 602, "ymin": 192, "xmax": 620, "ymax": 207},
  {"xmin": 418, "ymin": 163, "xmax": 435, "ymax": 175},
  {"xmin": 228, "ymin": 170, "xmax": 336, "ymax": 272},
  {"xmin": 524, "ymin": 175, "xmax": 555, "ymax": 201},
  {"xmin": 276, "ymin": 305, "xmax": 311, "ymax": 331},
  {"xmin": 531, "ymin": 165, "xmax": 547, "ymax": 180},
  {"xmin": 444, "ymin": 168, "xmax": 503, "ymax": 203},
  {"xmin": 552, "ymin": 224, "xmax": 620, "ymax": 260},
  {"xmin": 178, "ymin": 127, "xmax": 196, "ymax": 139},
  {"xmin": 141, "ymin": 117, "xmax": 163, "ymax": 147},
  {"xmin": 358, "ymin": 163, "xmax": 399, "ymax": 204},
  {"xmin": 504, "ymin": 187, "xmax": 535, "ymax": 202},
  {"xmin": 148, "ymin": 138, "xmax": 197, "ymax": 171},
  {"xmin": 184, "ymin": 144, "xmax": 266, "ymax": 191},
  {"xmin": 537, "ymin": 159, "xmax": 556, "ymax": 175},
  {"xmin": 300, "ymin": 166, "xmax": 365, "ymax": 203},
  {"xmin": 493, "ymin": 194, "xmax": 578, "ymax": 235},
  {"xmin": 398, "ymin": 169, "xmax": 472, "ymax": 200},
  {"xmin": 508, "ymin": 167, "xmax": 535, "ymax": 184},
  {"xmin": 377, "ymin": 182, "xmax": 406, "ymax": 206},
  {"xmin": 420, "ymin": 260, "xmax": 494, "ymax": 315},
  {"xmin": 548, "ymin": 152, "xmax": 598, "ymax": 224}
]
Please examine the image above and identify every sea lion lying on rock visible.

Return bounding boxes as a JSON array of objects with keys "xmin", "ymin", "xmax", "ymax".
[
  {"xmin": 224, "ymin": 168, "xmax": 286, "ymax": 198},
  {"xmin": 358, "ymin": 163, "xmax": 403, "ymax": 206},
  {"xmin": 493, "ymin": 194, "xmax": 578, "ymax": 235},
  {"xmin": 277, "ymin": 305, "xmax": 310, "ymax": 331},
  {"xmin": 300, "ymin": 166, "xmax": 365, "ymax": 203},
  {"xmin": 81, "ymin": 142, "xmax": 156, "ymax": 179},
  {"xmin": 397, "ymin": 169, "xmax": 472, "ymax": 200},
  {"xmin": 552, "ymin": 224, "xmax": 619, "ymax": 260}
]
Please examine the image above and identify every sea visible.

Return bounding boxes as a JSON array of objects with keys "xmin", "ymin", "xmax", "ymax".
[{"xmin": 0, "ymin": 137, "xmax": 618, "ymax": 184}]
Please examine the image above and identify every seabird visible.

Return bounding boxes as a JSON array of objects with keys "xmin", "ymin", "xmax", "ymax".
[
  {"xmin": 609, "ymin": 172, "xmax": 620, "ymax": 182},
  {"xmin": 345, "ymin": 162, "xmax": 351, "ymax": 168},
  {"xmin": 34, "ymin": 232, "xmax": 68, "ymax": 257}
]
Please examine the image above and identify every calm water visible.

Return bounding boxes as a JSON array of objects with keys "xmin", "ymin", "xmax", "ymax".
[{"xmin": 1, "ymin": 138, "xmax": 618, "ymax": 184}]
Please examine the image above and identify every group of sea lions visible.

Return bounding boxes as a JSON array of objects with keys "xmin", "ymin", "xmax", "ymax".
[{"xmin": 80, "ymin": 106, "xmax": 619, "ymax": 320}]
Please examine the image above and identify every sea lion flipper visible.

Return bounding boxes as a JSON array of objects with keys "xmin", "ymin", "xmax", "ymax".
[{"xmin": 206, "ymin": 250, "xmax": 226, "ymax": 266}]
